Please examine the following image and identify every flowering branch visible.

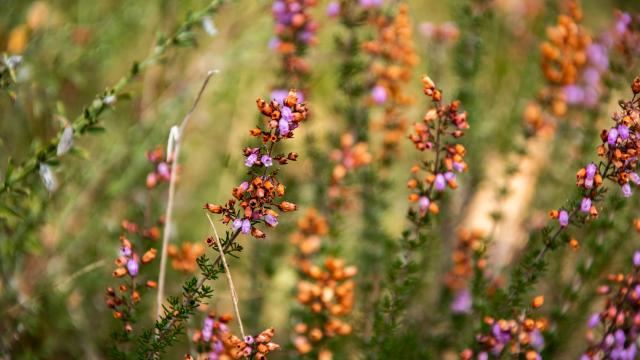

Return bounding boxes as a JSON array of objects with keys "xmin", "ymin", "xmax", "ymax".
[
  {"xmin": 500, "ymin": 77, "xmax": 640, "ymax": 316},
  {"xmin": 372, "ymin": 75, "xmax": 470, "ymax": 352},
  {"xmin": 0, "ymin": 0, "xmax": 227, "ymax": 197}
]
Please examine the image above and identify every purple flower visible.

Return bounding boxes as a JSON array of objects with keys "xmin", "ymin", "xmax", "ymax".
[
  {"xmin": 268, "ymin": 37, "xmax": 281, "ymax": 50},
  {"xmin": 213, "ymin": 340, "xmax": 224, "ymax": 353},
  {"xmin": 453, "ymin": 161, "xmax": 465, "ymax": 172},
  {"xmin": 261, "ymin": 155, "xmax": 273, "ymax": 167},
  {"xmin": 618, "ymin": 124, "xmax": 630, "ymax": 140},
  {"xmin": 271, "ymin": 89, "xmax": 288, "ymax": 104},
  {"xmin": 232, "ymin": 218, "xmax": 243, "ymax": 231},
  {"xmin": 244, "ymin": 335, "xmax": 255, "ymax": 344},
  {"xmin": 588, "ymin": 313, "xmax": 600, "ymax": 328},
  {"xmin": 628, "ymin": 344, "xmax": 638, "ymax": 359},
  {"xmin": 558, "ymin": 210, "xmax": 569, "ymax": 227},
  {"xmin": 120, "ymin": 246, "xmax": 132, "ymax": 257},
  {"xmin": 583, "ymin": 67, "xmax": 601, "ymax": 87},
  {"xmin": 203, "ymin": 317, "xmax": 214, "ymax": 330},
  {"xmin": 608, "ymin": 127, "xmax": 619, "ymax": 146},
  {"xmin": 580, "ymin": 197, "xmax": 592, "ymax": 213},
  {"xmin": 202, "ymin": 327, "xmax": 213, "ymax": 342},
  {"xmin": 127, "ymin": 258, "xmax": 139, "ymax": 277},
  {"xmin": 586, "ymin": 43, "xmax": 609, "ymax": 70},
  {"xmin": 434, "ymin": 174, "xmax": 446, "ymax": 191},
  {"xmin": 492, "ymin": 323, "xmax": 511, "ymax": 344},
  {"xmin": 580, "ymin": 197, "xmax": 591, "ymax": 213},
  {"xmin": 564, "ymin": 85, "xmax": 584, "ymax": 104},
  {"xmin": 633, "ymin": 251, "xmax": 640, "ymax": 267},
  {"xmin": 279, "ymin": 118, "xmax": 290, "ymax": 136},
  {"xmin": 530, "ymin": 329, "xmax": 544, "ymax": 350},
  {"xmin": 241, "ymin": 219, "xmax": 251, "ymax": 234},
  {"xmin": 615, "ymin": 329, "xmax": 626, "ymax": 345},
  {"xmin": 630, "ymin": 172, "xmax": 640, "ymax": 185},
  {"xmin": 622, "ymin": 183, "xmax": 632, "ymax": 198},
  {"xmin": 451, "ymin": 289, "xmax": 472, "ymax": 314},
  {"xmin": 264, "ymin": 214, "xmax": 278, "ymax": 227},
  {"xmin": 605, "ymin": 334, "xmax": 615, "ymax": 347},
  {"xmin": 359, "ymin": 0, "xmax": 383, "ymax": 8},
  {"xmin": 245, "ymin": 152, "xmax": 258, "ymax": 167},
  {"xmin": 326, "ymin": 2, "xmax": 340, "ymax": 17},
  {"xmin": 418, "ymin": 196, "xmax": 430, "ymax": 213},
  {"xmin": 478, "ymin": 352, "xmax": 488, "ymax": 360},
  {"xmin": 371, "ymin": 85, "xmax": 387, "ymax": 104},
  {"xmin": 157, "ymin": 162, "xmax": 171, "ymax": 180},
  {"xmin": 239, "ymin": 181, "xmax": 249, "ymax": 191},
  {"xmin": 272, "ymin": 1, "xmax": 286, "ymax": 15},
  {"xmin": 615, "ymin": 12, "xmax": 631, "ymax": 35},
  {"xmin": 281, "ymin": 106, "xmax": 294, "ymax": 122},
  {"xmin": 586, "ymin": 163, "xmax": 597, "ymax": 178},
  {"xmin": 444, "ymin": 172, "xmax": 456, "ymax": 181}
]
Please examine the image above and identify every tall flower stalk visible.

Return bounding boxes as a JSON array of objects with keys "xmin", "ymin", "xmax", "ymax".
[{"xmin": 372, "ymin": 75, "xmax": 470, "ymax": 355}]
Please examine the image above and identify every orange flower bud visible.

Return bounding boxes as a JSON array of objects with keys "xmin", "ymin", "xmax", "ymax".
[
  {"xmin": 279, "ymin": 201, "xmax": 297, "ymax": 212},
  {"xmin": 113, "ymin": 267, "xmax": 127, "ymax": 277},
  {"xmin": 532, "ymin": 295, "xmax": 544, "ymax": 308},
  {"xmin": 142, "ymin": 248, "xmax": 157, "ymax": 264},
  {"xmin": 204, "ymin": 203, "xmax": 223, "ymax": 214}
]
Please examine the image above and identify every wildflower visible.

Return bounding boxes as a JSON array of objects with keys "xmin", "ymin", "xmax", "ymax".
[
  {"xmin": 191, "ymin": 313, "xmax": 234, "ymax": 358},
  {"xmin": 167, "ymin": 242, "xmax": 205, "ymax": 272},
  {"xmin": 241, "ymin": 219, "xmax": 251, "ymax": 234},
  {"xmin": 270, "ymin": 0, "xmax": 318, "ymax": 87},
  {"xmin": 208, "ymin": 89, "xmax": 307, "ymax": 238},
  {"xmin": 328, "ymin": 133, "xmax": 372, "ymax": 204},
  {"xmin": 326, "ymin": 2, "xmax": 340, "ymax": 17},
  {"xmin": 145, "ymin": 147, "xmax": 172, "ymax": 189},
  {"xmin": 126, "ymin": 258, "xmax": 139, "ymax": 277},
  {"xmin": 261, "ymin": 155, "xmax": 273, "ymax": 167},
  {"xmin": 363, "ymin": 4, "xmax": 419, "ymax": 163},
  {"xmin": 359, "ymin": 0, "xmax": 383, "ymax": 8},
  {"xmin": 580, "ymin": 197, "xmax": 591, "ymax": 213},
  {"xmin": 558, "ymin": 210, "xmax": 569, "ymax": 227},
  {"xmin": 581, "ymin": 251, "xmax": 640, "ymax": 358},
  {"xmin": 245, "ymin": 151, "xmax": 258, "ymax": 167},
  {"xmin": 451, "ymin": 289, "xmax": 472, "ymax": 314},
  {"xmin": 291, "ymin": 210, "xmax": 356, "ymax": 354},
  {"xmin": 264, "ymin": 214, "xmax": 278, "ymax": 227},
  {"xmin": 226, "ymin": 327, "xmax": 280, "ymax": 359},
  {"xmin": 371, "ymin": 85, "xmax": 387, "ymax": 104},
  {"xmin": 465, "ymin": 313, "xmax": 547, "ymax": 359},
  {"xmin": 408, "ymin": 75, "xmax": 469, "ymax": 216}
]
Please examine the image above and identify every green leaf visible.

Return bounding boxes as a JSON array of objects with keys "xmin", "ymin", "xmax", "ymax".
[{"xmin": 86, "ymin": 126, "xmax": 107, "ymax": 134}]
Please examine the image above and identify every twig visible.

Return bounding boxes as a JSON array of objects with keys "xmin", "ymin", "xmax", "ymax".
[
  {"xmin": 156, "ymin": 70, "xmax": 217, "ymax": 321},
  {"xmin": 205, "ymin": 213, "xmax": 246, "ymax": 338}
]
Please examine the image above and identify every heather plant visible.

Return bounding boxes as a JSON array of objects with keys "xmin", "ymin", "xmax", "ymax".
[{"xmin": 6, "ymin": 1, "xmax": 640, "ymax": 359}]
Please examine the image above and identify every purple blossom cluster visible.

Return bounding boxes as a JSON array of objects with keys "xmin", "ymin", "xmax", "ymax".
[
  {"xmin": 192, "ymin": 314, "xmax": 232, "ymax": 359},
  {"xmin": 270, "ymin": 0, "xmax": 318, "ymax": 51},
  {"xmin": 581, "ymin": 251, "xmax": 640, "ymax": 360},
  {"xmin": 563, "ymin": 12, "xmax": 634, "ymax": 108}
]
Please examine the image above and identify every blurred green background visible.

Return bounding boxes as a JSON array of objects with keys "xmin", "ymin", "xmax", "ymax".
[{"xmin": 2, "ymin": 0, "xmax": 640, "ymax": 358}]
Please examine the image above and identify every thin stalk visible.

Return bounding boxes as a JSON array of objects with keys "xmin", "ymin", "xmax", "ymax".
[
  {"xmin": 206, "ymin": 213, "xmax": 246, "ymax": 339},
  {"xmin": 155, "ymin": 70, "xmax": 217, "ymax": 320}
]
